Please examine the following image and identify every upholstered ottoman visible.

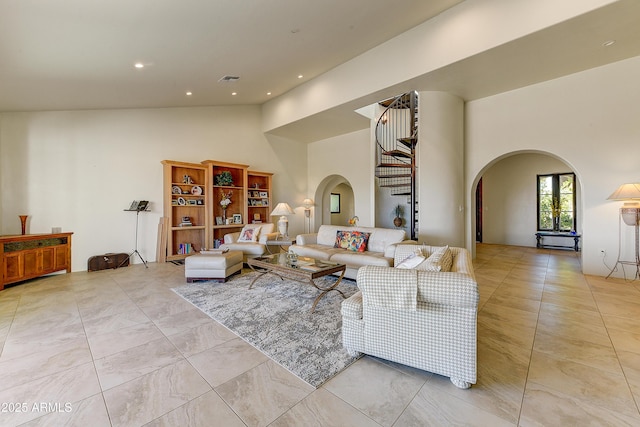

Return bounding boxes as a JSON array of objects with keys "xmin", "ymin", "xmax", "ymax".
[{"xmin": 184, "ymin": 251, "xmax": 243, "ymax": 282}]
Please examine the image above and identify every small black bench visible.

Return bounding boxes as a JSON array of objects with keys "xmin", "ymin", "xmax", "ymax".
[{"xmin": 535, "ymin": 232, "xmax": 581, "ymax": 251}]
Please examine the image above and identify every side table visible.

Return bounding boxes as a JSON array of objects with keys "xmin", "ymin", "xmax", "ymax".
[{"xmin": 265, "ymin": 239, "xmax": 295, "ymax": 254}]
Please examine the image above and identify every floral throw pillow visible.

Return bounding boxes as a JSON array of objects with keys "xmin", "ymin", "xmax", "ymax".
[
  {"xmin": 238, "ymin": 225, "xmax": 261, "ymax": 242},
  {"xmin": 334, "ymin": 230, "xmax": 370, "ymax": 252}
]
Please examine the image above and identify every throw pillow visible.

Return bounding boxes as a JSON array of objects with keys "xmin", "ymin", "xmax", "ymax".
[
  {"xmin": 334, "ymin": 230, "xmax": 370, "ymax": 252},
  {"xmin": 416, "ymin": 245, "xmax": 453, "ymax": 272},
  {"xmin": 238, "ymin": 225, "xmax": 261, "ymax": 242},
  {"xmin": 396, "ymin": 250, "xmax": 426, "ymax": 269}
]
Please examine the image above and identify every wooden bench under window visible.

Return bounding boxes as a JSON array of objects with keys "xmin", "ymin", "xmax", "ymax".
[{"xmin": 535, "ymin": 232, "xmax": 581, "ymax": 251}]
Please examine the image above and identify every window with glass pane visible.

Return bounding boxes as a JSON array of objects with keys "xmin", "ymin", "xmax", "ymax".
[{"xmin": 537, "ymin": 173, "xmax": 575, "ymax": 231}]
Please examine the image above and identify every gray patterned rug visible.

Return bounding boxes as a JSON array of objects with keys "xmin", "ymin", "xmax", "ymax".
[{"xmin": 172, "ymin": 270, "xmax": 360, "ymax": 387}]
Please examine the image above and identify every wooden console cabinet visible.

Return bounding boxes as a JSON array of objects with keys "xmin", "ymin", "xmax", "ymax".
[{"xmin": 1, "ymin": 232, "xmax": 73, "ymax": 290}]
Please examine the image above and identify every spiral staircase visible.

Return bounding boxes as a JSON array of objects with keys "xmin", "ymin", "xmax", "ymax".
[{"xmin": 375, "ymin": 91, "xmax": 418, "ymax": 240}]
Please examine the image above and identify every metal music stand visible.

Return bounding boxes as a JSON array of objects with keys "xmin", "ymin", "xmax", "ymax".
[{"xmin": 121, "ymin": 201, "xmax": 149, "ymax": 268}]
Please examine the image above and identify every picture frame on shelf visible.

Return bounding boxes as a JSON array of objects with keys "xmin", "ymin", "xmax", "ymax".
[
  {"xmin": 215, "ymin": 216, "xmax": 223, "ymax": 225},
  {"xmin": 233, "ymin": 214, "xmax": 242, "ymax": 224},
  {"xmin": 187, "ymin": 199, "xmax": 197, "ymax": 205},
  {"xmin": 259, "ymin": 191, "xmax": 268, "ymax": 198}
]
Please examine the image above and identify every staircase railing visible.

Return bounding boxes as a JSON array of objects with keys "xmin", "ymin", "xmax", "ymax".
[{"xmin": 375, "ymin": 91, "xmax": 418, "ymax": 240}]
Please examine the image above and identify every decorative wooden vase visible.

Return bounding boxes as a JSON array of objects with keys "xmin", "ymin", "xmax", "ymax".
[{"xmin": 19, "ymin": 215, "xmax": 28, "ymax": 235}]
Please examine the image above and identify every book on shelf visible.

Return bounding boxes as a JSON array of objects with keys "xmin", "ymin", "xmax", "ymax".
[
  {"xmin": 178, "ymin": 243, "xmax": 193, "ymax": 254},
  {"xmin": 179, "ymin": 222, "xmax": 193, "ymax": 227}
]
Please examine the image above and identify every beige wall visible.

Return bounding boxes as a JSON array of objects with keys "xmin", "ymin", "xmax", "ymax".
[
  {"xmin": 481, "ymin": 154, "xmax": 579, "ymax": 247},
  {"xmin": 466, "ymin": 55, "xmax": 640, "ymax": 277},
  {"xmin": 0, "ymin": 106, "xmax": 305, "ymax": 271}
]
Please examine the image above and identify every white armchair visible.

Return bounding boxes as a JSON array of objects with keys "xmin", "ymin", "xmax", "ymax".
[
  {"xmin": 220, "ymin": 223, "xmax": 277, "ymax": 262},
  {"xmin": 341, "ymin": 246, "xmax": 479, "ymax": 388}
]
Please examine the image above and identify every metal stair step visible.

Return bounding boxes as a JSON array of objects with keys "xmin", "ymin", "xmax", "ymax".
[
  {"xmin": 382, "ymin": 149, "xmax": 413, "ymax": 159},
  {"xmin": 377, "ymin": 163, "xmax": 412, "ymax": 168}
]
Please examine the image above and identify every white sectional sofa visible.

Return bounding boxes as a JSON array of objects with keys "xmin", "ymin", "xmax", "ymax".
[{"xmin": 290, "ymin": 224, "xmax": 414, "ymax": 280}]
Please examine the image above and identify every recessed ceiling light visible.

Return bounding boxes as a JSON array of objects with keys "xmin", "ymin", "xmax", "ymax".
[
  {"xmin": 297, "ymin": 74, "xmax": 303, "ymax": 79},
  {"xmin": 232, "ymin": 92, "xmax": 237, "ymax": 96},
  {"xmin": 603, "ymin": 40, "xmax": 616, "ymax": 47},
  {"xmin": 134, "ymin": 63, "xmax": 144, "ymax": 69},
  {"xmin": 186, "ymin": 91, "xmax": 192, "ymax": 96},
  {"xmin": 267, "ymin": 92, "xmax": 272, "ymax": 96}
]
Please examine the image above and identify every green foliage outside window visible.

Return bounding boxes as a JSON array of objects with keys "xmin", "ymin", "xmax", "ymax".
[{"xmin": 537, "ymin": 173, "xmax": 575, "ymax": 231}]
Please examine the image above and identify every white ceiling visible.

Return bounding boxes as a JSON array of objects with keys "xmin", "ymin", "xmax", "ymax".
[
  {"xmin": 1, "ymin": 0, "xmax": 639, "ymax": 114},
  {"xmin": 0, "ymin": 0, "xmax": 462, "ymax": 112}
]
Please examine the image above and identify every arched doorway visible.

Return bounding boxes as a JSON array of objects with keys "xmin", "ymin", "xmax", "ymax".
[
  {"xmin": 312, "ymin": 175, "xmax": 355, "ymax": 231},
  {"xmin": 470, "ymin": 151, "xmax": 583, "ymax": 255}
]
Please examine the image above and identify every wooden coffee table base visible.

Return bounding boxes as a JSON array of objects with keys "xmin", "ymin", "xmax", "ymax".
[{"xmin": 247, "ymin": 257, "xmax": 347, "ymax": 313}]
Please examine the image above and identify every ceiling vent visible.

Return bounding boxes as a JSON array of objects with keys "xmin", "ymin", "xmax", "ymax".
[{"xmin": 218, "ymin": 75, "xmax": 240, "ymax": 82}]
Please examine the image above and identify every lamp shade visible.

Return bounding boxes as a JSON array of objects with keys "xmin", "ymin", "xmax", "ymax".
[
  {"xmin": 270, "ymin": 202, "xmax": 295, "ymax": 238},
  {"xmin": 607, "ymin": 183, "xmax": 640, "ymax": 201},
  {"xmin": 608, "ymin": 183, "xmax": 640, "ymax": 226},
  {"xmin": 270, "ymin": 202, "xmax": 295, "ymax": 216}
]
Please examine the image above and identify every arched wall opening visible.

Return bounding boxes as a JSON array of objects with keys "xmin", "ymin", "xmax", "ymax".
[
  {"xmin": 311, "ymin": 174, "xmax": 355, "ymax": 232},
  {"xmin": 469, "ymin": 150, "xmax": 583, "ymax": 259}
]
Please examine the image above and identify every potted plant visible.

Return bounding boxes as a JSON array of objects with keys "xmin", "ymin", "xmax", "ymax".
[{"xmin": 393, "ymin": 205, "xmax": 403, "ymax": 227}]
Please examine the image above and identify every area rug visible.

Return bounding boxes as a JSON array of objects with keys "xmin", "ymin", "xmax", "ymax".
[{"xmin": 172, "ymin": 270, "xmax": 360, "ymax": 387}]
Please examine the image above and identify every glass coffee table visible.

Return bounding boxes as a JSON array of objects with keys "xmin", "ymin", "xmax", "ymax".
[{"xmin": 246, "ymin": 253, "xmax": 347, "ymax": 313}]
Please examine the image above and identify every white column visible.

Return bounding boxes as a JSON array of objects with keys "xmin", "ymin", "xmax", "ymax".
[{"xmin": 416, "ymin": 91, "xmax": 465, "ymax": 246}]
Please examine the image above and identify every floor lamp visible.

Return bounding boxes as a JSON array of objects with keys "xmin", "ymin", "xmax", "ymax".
[
  {"xmin": 302, "ymin": 198, "xmax": 314, "ymax": 233},
  {"xmin": 606, "ymin": 183, "xmax": 640, "ymax": 280}
]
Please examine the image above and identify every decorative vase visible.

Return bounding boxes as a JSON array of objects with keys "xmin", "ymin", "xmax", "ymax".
[
  {"xmin": 222, "ymin": 209, "xmax": 226, "ymax": 223},
  {"xmin": 19, "ymin": 215, "xmax": 28, "ymax": 235},
  {"xmin": 393, "ymin": 217, "xmax": 403, "ymax": 227}
]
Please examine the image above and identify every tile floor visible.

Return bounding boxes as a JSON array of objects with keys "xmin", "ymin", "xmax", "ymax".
[{"xmin": 0, "ymin": 244, "xmax": 639, "ymax": 426}]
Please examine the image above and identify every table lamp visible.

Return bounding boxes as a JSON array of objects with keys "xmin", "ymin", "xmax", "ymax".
[{"xmin": 270, "ymin": 202, "xmax": 295, "ymax": 239}]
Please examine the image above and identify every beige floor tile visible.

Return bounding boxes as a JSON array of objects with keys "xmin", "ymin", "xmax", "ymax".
[
  {"xmin": 485, "ymin": 293, "xmax": 541, "ymax": 313},
  {"xmin": 20, "ymin": 393, "xmax": 112, "ymax": 427},
  {"xmin": 607, "ymin": 327, "xmax": 640, "ymax": 354},
  {"xmin": 527, "ymin": 350, "xmax": 636, "ymax": 417},
  {"xmin": 0, "ymin": 362, "xmax": 101, "ymax": 425},
  {"xmin": 538, "ymin": 321, "xmax": 611, "ymax": 350},
  {"xmin": 81, "ymin": 305, "xmax": 150, "ymax": 337},
  {"xmin": 215, "ymin": 360, "xmax": 314, "ymax": 427},
  {"xmin": 533, "ymin": 330, "xmax": 623, "ymax": 375},
  {"xmin": 537, "ymin": 301, "xmax": 604, "ymax": 327},
  {"xmin": 167, "ymin": 320, "xmax": 238, "ymax": 357},
  {"xmin": 519, "ymin": 381, "xmax": 640, "ymax": 427},
  {"xmin": 145, "ymin": 390, "xmax": 245, "ymax": 427},
  {"xmin": 490, "ymin": 281, "xmax": 544, "ymax": 301},
  {"xmin": 188, "ymin": 338, "xmax": 269, "ymax": 388},
  {"xmin": 396, "ymin": 384, "xmax": 516, "ymax": 426},
  {"xmin": 103, "ymin": 359, "xmax": 211, "ymax": 427},
  {"xmin": 77, "ymin": 297, "xmax": 144, "ymax": 323},
  {"xmin": 1, "ymin": 322, "xmax": 87, "ymax": 361},
  {"xmin": 0, "ymin": 339, "xmax": 92, "ymax": 392},
  {"xmin": 150, "ymin": 305, "xmax": 212, "ymax": 336},
  {"xmin": 323, "ymin": 357, "xmax": 425, "ymax": 426},
  {"xmin": 95, "ymin": 337, "xmax": 184, "ymax": 390},
  {"xmin": 271, "ymin": 388, "xmax": 380, "ymax": 427},
  {"xmin": 428, "ymin": 354, "xmax": 525, "ymax": 424},
  {"xmin": 87, "ymin": 321, "xmax": 164, "ymax": 359}
]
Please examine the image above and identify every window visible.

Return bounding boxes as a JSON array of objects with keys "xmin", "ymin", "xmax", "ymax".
[{"xmin": 537, "ymin": 173, "xmax": 576, "ymax": 232}]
